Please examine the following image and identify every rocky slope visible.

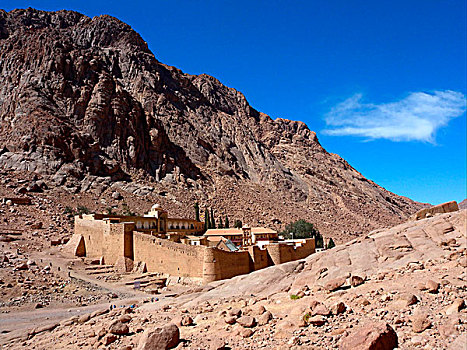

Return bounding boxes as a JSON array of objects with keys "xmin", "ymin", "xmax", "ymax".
[
  {"xmin": 0, "ymin": 8, "xmax": 424, "ymax": 241},
  {"xmin": 4, "ymin": 209, "xmax": 465, "ymax": 349}
]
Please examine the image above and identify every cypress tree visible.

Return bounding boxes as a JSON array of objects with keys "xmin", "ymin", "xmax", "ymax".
[
  {"xmin": 204, "ymin": 209, "xmax": 210, "ymax": 230},
  {"xmin": 194, "ymin": 202, "xmax": 200, "ymax": 222},
  {"xmin": 210, "ymin": 208, "xmax": 216, "ymax": 229},
  {"xmin": 218, "ymin": 216, "xmax": 224, "ymax": 229},
  {"xmin": 327, "ymin": 238, "xmax": 336, "ymax": 249},
  {"xmin": 224, "ymin": 216, "xmax": 229, "ymax": 228}
]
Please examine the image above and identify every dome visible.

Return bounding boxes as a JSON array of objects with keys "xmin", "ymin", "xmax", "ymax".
[{"xmin": 151, "ymin": 203, "xmax": 161, "ymax": 210}]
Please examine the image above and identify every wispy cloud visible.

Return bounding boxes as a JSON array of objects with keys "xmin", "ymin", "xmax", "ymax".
[{"xmin": 322, "ymin": 90, "xmax": 466, "ymax": 142}]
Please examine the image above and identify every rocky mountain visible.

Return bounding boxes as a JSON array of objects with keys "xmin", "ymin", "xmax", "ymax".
[
  {"xmin": 458, "ymin": 199, "xmax": 467, "ymax": 210},
  {"xmin": 0, "ymin": 8, "xmax": 424, "ymax": 240}
]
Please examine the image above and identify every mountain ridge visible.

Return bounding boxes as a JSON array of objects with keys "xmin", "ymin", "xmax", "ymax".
[{"xmin": 0, "ymin": 8, "xmax": 425, "ymax": 241}]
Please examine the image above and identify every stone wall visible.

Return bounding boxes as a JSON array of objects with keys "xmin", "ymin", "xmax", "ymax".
[
  {"xmin": 73, "ymin": 216, "xmax": 315, "ymax": 283},
  {"xmin": 207, "ymin": 248, "xmax": 251, "ymax": 282},
  {"xmin": 266, "ymin": 239, "xmax": 315, "ymax": 265},
  {"xmin": 133, "ymin": 233, "xmax": 205, "ymax": 279},
  {"xmin": 74, "ymin": 217, "xmax": 105, "ymax": 259},
  {"xmin": 247, "ymin": 246, "xmax": 269, "ymax": 271}
]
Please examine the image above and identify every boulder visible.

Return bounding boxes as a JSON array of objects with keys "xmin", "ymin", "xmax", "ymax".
[
  {"xmin": 237, "ymin": 316, "xmax": 256, "ymax": 328},
  {"xmin": 110, "ymin": 321, "xmax": 130, "ymax": 335},
  {"xmin": 181, "ymin": 315, "xmax": 193, "ymax": 326},
  {"xmin": 312, "ymin": 303, "xmax": 331, "ymax": 316},
  {"xmin": 426, "ymin": 280, "xmax": 439, "ymax": 293},
  {"xmin": 307, "ymin": 315, "xmax": 326, "ymax": 326},
  {"xmin": 445, "ymin": 299, "xmax": 465, "ymax": 315},
  {"xmin": 119, "ymin": 314, "xmax": 132, "ymax": 323},
  {"xmin": 331, "ymin": 302, "xmax": 347, "ymax": 315},
  {"xmin": 257, "ymin": 311, "xmax": 273, "ymax": 325},
  {"xmin": 240, "ymin": 328, "xmax": 254, "ymax": 338},
  {"xmin": 411, "ymin": 314, "xmax": 431, "ymax": 333},
  {"xmin": 137, "ymin": 324, "xmax": 180, "ymax": 350},
  {"xmin": 324, "ymin": 277, "xmax": 347, "ymax": 292},
  {"xmin": 351, "ymin": 275, "xmax": 365, "ymax": 287},
  {"xmin": 224, "ymin": 316, "xmax": 236, "ymax": 325},
  {"xmin": 228, "ymin": 308, "xmax": 242, "ymax": 317},
  {"xmin": 340, "ymin": 322, "xmax": 398, "ymax": 350}
]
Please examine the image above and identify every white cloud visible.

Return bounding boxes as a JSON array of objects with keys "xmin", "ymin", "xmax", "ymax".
[{"xmin": 322, "ymin": 90, "xmax": 466, "ymax": 142}]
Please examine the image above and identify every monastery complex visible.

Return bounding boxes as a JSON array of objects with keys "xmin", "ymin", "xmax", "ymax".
[{"xmin": 64, "ymin": 204, "xmax": 315, "ymax": 283}]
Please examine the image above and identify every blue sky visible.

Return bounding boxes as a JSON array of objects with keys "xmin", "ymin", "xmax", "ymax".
[{"xmin": 3, "ymin": 1, "xmax": 466, "ymax": 205}]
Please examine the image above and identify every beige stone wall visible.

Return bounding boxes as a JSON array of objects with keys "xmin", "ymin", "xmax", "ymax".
[
  {"xmin": 74, "ymin": 215, "xmax": 315, "ymax": 283},
  {"xmin": 247, "ymin": 246, "xmax": 269, "ymax": 271},
  {"xmin": 266, "ymin": 238, "xmax": 315, "ymax": 265},
  {"xmin": 209, "ymin": 248, "xmax": 251, "ymax": 281},
  {"xmin": 74, "ymin": 217, "xmax": 105, "ymax": 258},
  {"xmin": 133, "ymin": 233, "xmax": 204, "ymax": 278}
]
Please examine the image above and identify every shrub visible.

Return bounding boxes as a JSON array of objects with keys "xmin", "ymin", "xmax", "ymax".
[
  {"xmin": 76, "ymin": 205, "xmax": 90, "ymax": 215},
  {"xmin": 106, "ymin": 207, "xmax": 116, "ymax": 215},
  {"xmin": 290, "ymin": 294, "xmax": 302, "ymax": 300},
  {"xmin": 122, "ymin": 203, "xmax": 135, "ymax": 216}
]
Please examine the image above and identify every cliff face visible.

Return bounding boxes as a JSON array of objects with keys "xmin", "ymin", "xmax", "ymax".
[{"xmin": 0, "ymin": 8, "xmax": 423, "ymax": 240}]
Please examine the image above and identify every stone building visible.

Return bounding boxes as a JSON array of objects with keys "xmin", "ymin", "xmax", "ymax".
[
  {"xmin": 64, "ymin": 206, "xmax": 315, "ymax": 283},
  {"xmin": 204, "ymin": 226, "xmax": 278, "ymax": 246}
]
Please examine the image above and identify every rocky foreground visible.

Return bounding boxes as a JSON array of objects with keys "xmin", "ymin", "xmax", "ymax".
[{"xmin": 2, "ymin": 210, "xmax": 464, "ymax": 349}]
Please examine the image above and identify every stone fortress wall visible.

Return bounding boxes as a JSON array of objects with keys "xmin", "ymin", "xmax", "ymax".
[{"xmin": 69, "ymin": 215, "xmax": 315, "ymax": 283}]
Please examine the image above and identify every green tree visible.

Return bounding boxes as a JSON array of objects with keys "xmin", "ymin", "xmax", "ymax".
[
  {"xmin": 205, "ymin": 209, "xmax": 210, "ymax": 230},
  {"xmin": 194, "ymin": 202, "xmax": 200, "ymax": 222},
  {"xmin": 218, "ymin": 216, "xmax": 224, "ymax": 229},
  {"xmin": 224, "ymin": 216, "xmax": 230, "ymax": 228},
  {"xmin": 234, "ymin": 219, "xmax": 242, "ymax": 228},
  {"xmin": 210, "ymin": 208, "xmax": 216, "ymax": 229},
  {"xmin": 327, "ymin": 238, "xmax": 336, "ymax": 249},
  {"xmin": 280, "ymin": 219, "xmax": 324, "ymax": 248}
]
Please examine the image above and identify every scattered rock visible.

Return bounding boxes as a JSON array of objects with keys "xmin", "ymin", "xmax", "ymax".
[
  {"xmin": 324, "ymin": 277, "xmax": 347, "ymax": 292},
  {"xmin": 224, "ymin": 316, "xmax": 236, "ymax": 325},
  {"xmin": 110, "ymin": 321, "xmax": 130, "ymax": 335},
  {"xmin": 257, "ymin": 311, "xmax": 272, "ymax": 325},
  {"xmin": 445, "ymin": 299, "xmax": 465, "ymax": 315},
  {"xmin": 411, "ymin": 314, "xmax": 431, "ymax": 333},
  {"xmin": 331, "ymin": 302, "xmax": 347, "ymax": 315},
  {"xmin": 137, "ymin": 324, "xmax": 180, "ymax": 350},
  {"xmin": 237, "ymin": 316, "xmax": 256, "ymax": 328},
  {"xmin": 119, "ymin": 314, "xmax": 132, "ymax": 323},
  {"xmin": 426, "ymin": 280, "xmax": 439, "ymax": 293},
  {"xmin": 340, "ymin": 322, "xmax": 398, "ymax": 350},
  {"xmin": 181, "ymin": 315, "xmax": 193, "ymax": 326},
  {"xmin": 351, "ymin": 275, "xmax": 365, "ymax": 287}
]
